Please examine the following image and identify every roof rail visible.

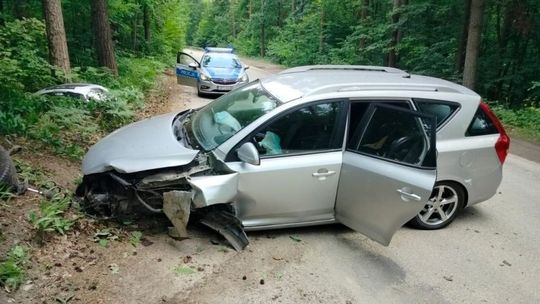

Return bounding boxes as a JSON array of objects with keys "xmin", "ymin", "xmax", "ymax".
[
  {"xmin": 302, "ymin": 83, "xmax": 461, "ymax": 98},
  {"xmin": 334, "ymin": 83, "xmax": 460, "ymax": 94},
  {"xmin": 281, "ymin": 65, "xmax": 409, "ymax": 75}
]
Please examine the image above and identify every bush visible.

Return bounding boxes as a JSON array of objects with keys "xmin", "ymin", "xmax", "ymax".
[
  {"xmin": 0, "ymin": 245, "xmax": 29, "ymax": 291},
  {"xmin": 491, "ymin": 103, "xmax": 540, "ymax": 143},
  {"xmin": 0, "ymin": 17, "xmax": 171, "ymax": 159},
  {"xmin": 28, "ymin": 194, "xmax": 74, "ymax": 236}
]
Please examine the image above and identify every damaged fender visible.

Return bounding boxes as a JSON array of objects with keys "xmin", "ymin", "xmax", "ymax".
[
  {"xmin": 188, "ymin": 173, "xmax": 239, "ymax": 208},
  {"xmin": 162, "ymin": 172, "xmax": 248, "ymax": 250}
]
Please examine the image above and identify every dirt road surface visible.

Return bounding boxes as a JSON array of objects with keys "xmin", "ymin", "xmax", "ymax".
[{"xmin": 2, "ymin": 52, "xmax": 539, "ymax": 304}]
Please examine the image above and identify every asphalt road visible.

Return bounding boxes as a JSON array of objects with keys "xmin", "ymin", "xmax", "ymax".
[{"xmin": 124, "ymin": 51, "xmax": 540, "ymax": 304}]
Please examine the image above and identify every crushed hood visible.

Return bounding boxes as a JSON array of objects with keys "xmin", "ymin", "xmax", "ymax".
[{"xmin": 82, "ymin": 111, "xmax": 199, "ymax": 175}]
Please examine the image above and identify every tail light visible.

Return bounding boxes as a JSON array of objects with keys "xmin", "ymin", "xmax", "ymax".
[{"xmin": 479, "ymin": 101, "xmax": 510, "ymax": 164}]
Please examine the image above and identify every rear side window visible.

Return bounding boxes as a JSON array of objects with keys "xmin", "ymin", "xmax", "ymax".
[
  {"xmin": 414, "ymin": 99, "xmax": 459, "ymax": 127},
  {"xmin": 349, "ymin": 104, "xmax": 436, "ymax": 168},
  {"xmin": 466, "ymin": 106, "xmax": 499, "ymax": 136}
]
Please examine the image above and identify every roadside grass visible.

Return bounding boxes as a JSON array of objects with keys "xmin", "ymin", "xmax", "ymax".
[
  {"xmin": 28, "ymin": 194, "xmax": 75, "ymax": 238},
  {"xmin": 491, "ymin": 104, "xmax": 540, "ymax": 145},
  {"xmin": 0, "ymin": 245, "xmax": 30, "ymax": 291}
]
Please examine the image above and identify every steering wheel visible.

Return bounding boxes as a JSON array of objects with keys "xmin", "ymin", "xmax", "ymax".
[{"xmin": 385, "ymin": 136, "xmax": 415, "ymax": 161}]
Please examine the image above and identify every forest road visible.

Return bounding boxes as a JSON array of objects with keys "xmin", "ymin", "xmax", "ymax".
[{"xmin": 104, "ymin": 51, "xmax": 540, "ymax": 304}]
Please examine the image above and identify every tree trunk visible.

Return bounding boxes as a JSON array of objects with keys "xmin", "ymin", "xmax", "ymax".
[
  {"xmin": 358, "ymin": 0, "xmax": 369, "ymax": 50},
  {"xmin": 260, "ymin": 0, "xmax": 265, "ymax": 57},
  {"xmin": 42, "ymin": 0, "xmax": 71, "ymax": 80},
  {"xmin": 0, "ymin": 0, "xmax": 4, "ymax": 25},
  {"xmin": 143, "ymin": 3, "xmax": 151, "ymax": 42},
  {"xmin": 492, "ymin": 1, "xmax": 514, "ymax": 100},
  {"xmin": 14, "ymin": 0, "xmax": 27, "ymax": 19},
  {"xmin": 131, "ymin": 15, "xmax": 138, "ymax": 51},
  {"xmin": 387, "ymin": 0, "xmax": 406, "ymax": 67},
  {"xmin": 90, "ymin": 0, "xmax": 118, "ymax": 75},
  {"xmin": 462, "ymin": 0, "xmax": 485, "ymax": 90},
  {"xmin": 319, "ymin": 1, "xmax": 324, "ymax": 53},
  {"xmin": 249, "ymin": 0, "xmax": 252, "ymax": 19},
  {"xmin": 455, "ymin": 0, "xmax": 471, "ymax": 73},
  {"xmin": 230, "ymin": 0, "xmax": 236, "ymax": 38}
]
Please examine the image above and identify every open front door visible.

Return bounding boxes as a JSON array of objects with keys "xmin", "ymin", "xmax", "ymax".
[
  {"xmin": 335, "ymin": 104, "xmax": 437, "ymax": 245},
  {"xmin": 176, "ymin": 52, "xmax": 200, "ymax": 86}
]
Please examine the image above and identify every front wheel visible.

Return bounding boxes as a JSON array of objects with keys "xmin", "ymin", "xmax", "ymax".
[
  {"xmin": 0, "ymin": 145, "xmax": 19, "ymax": 192},
  {"xmin": 408, "ymin": 182, "xmax": 465, "ymax": 230}
]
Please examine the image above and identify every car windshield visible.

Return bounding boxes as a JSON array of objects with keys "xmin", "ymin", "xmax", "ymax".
[
  {"xmin": 191, "ymin": 81, "xmax": 281, "ymax": 151},
  {"xmin": 202, "ymin": 54, "xmax": 242, "ymax": 69}
]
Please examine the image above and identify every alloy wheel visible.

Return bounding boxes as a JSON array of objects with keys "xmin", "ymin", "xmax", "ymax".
[{"xmin": 418, "ymin": 184, "xmax": 460, "ymax": 227}]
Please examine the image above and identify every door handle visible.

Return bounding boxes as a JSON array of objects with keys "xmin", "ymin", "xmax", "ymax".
[
  {"xmin": 312, "ymin": 170, "xmax": 336, "ymax": 177},
  {"xmin": 396, "ymin": 188, "xmax": 422, "ymax": 201}
]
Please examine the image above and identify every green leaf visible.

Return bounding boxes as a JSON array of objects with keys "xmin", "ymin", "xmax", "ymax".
[
  {"xmin": 99, "ymin": 239, "xmax": 109, "ymax": 248},
  {"xmin": 174, "ymin": 265, "xmax": 195, "ymax": 275}
]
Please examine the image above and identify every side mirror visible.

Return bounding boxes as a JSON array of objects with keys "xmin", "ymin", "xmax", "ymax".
[
  {"xmin": 236, "ymin": 142, "xmax": 260, "ymax": 166},
  {"xmin": 244, "ymin": 65, "xmax": 250, "ymax": 70},
  {"xmin": 188, "ymin": 62, "xmax": 198, "ymax": 70}
]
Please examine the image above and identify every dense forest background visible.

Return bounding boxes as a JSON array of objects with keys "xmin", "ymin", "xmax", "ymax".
[
  {"xmin": 187, "ymin": 0, "xmax": 539, "ymax": 107},
  {"xmin": 0, "ymin": 0, "xmax": 539, "ymax": 156}
]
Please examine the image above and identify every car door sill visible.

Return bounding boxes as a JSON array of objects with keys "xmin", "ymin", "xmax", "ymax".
[{"xmin": 243, "ymin": 218, "xmax": 338, "ymax": 231}]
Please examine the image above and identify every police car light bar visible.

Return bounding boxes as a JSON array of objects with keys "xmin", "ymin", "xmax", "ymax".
[{"xmin": 204, "ymin": 47, "xmax": 235, "ymax": 53}]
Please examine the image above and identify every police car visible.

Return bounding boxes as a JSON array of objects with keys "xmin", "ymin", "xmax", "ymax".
[{"xmin": 176, "ymin": 47, "xmax": 250, "ymax": 96}]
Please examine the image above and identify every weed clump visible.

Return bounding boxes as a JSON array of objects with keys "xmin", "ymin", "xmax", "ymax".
[{"xmin": 0, "ymin": 245, "xmax": 30, "ymax": 291}]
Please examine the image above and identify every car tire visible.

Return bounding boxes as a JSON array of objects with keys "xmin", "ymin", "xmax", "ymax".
[
  {"xmin": 0, "ymin": 145, "xmax": 19, "ymax": 192},
  {"xmin": 408, "ymin": 181, "xmax": 465, "ymax": 230}
]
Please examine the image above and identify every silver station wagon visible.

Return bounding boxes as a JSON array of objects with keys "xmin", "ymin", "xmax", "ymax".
[{"xmin": 77, "ymin": 66, "xmax": 509, "ymax": 250}]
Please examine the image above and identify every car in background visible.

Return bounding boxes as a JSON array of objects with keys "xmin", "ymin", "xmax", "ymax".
[
  {"xmin": 35, "ymin": 83, "xmax": 110, "ymax": 102},
  {"xmin": 176, "ymin": 47, "xmax": 249, "ymax": 97},
  {"xmin": 77, "ymin": 65, "xmax": 509, "ymax": 250}
]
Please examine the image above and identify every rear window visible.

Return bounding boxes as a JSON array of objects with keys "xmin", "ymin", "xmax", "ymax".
[
  {"xmin": 414, "ymin": 99, "xmax": 459, "ymax": 127},
  {"xmin": 466, "ymin": 106, "xmax": 499, "ymax": 136}
]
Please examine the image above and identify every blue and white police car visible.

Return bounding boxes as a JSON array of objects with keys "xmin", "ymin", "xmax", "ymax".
[{"xmin": 176, "ymin": 47, "xmax": 250, "ymax": 96}]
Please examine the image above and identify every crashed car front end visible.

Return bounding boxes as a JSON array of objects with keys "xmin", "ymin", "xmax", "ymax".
[
  {"xmin": 76, "ymin": 109, "xmax": 249, "ymax": 250},
  {"xmin": 76, "ymin": 81, "xmax": 280, "ymax": 250}
]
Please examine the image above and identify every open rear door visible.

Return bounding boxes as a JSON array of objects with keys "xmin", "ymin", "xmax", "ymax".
[
  {"xmin": 335, "ymin": 104, "xmax": 437, "ymax": 245},
  {"xmin": 176, "ymin": 52, "xmax": 200, "ymax": 87}
]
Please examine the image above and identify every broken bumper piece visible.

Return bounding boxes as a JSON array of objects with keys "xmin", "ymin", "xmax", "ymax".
[
  {"xmin": 162, "ymin": 190, "xmax": 249, "ymax": 251},
  {"xmin": 200, "ymin": 210, "xmax": 249, "ymax": 251}
]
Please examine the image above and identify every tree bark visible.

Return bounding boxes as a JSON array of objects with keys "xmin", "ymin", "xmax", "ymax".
[
  {"xmin": 90, "ymin": 0, "xmax": 118, "ymax": 75},
  {"xmin": 358, "ymin": 0, "xmax": 369, "ymax": 50},
  {"xmin": 455, "ymin": 0, "xmax": 471, "ymax": 73},
  {"xmin": 230, "ymin": 0, "xmax": 236, "ymax": 38},
  {"xmin": 319, "ymin": 1, "xmax": 324, "ymax": 53},
  {"xmin": 14, "ymin": 0, "xmax": 27, "ymax": 19},
  {"xmin": 387, "ymin": 0, "xmax": 406, "ymax": 67},
  {"xmin": 260, "ymin": 0, "xmax": 265, "ymax": 57},
  {"xmin": 0, "ymin": 0, "xmax": 4, "ymax": 25},
  {"xmin": 462, "ymin": 0, "xmax": 485, "ymax": 90},
  {"xmin": 131, "ymin": 15, "xmax": 138, "ymax": 51},
  {"xmin": 42, "ymin": 0, "xmax": 71, "ymax": 80},
  {"xmin": 143, "ymin": 3, "xmax": 151, "ymax": 42}
]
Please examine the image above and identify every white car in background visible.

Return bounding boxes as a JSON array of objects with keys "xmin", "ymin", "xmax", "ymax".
[{"xmin": 36, "ymin": 83, "xmax": 110, "ymax": 102}]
